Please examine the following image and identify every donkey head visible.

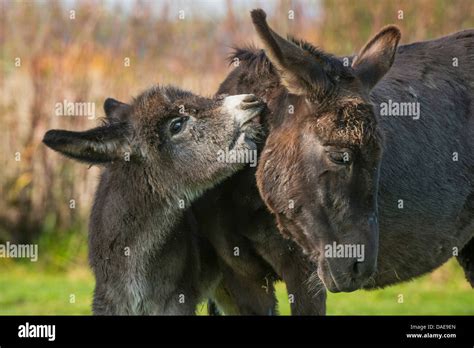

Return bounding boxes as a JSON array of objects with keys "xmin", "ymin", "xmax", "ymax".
[
  {"xmin": 252, "ymin": 10, "xmax": 400, "ymax": 292},
  {"xmin": 43, "ymin": 86, "xmax": 264, "ymax": 201}
]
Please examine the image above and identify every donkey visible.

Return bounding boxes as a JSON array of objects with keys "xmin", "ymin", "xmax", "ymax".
[
  {"xmin": 246, "ymin": 9, "xmax": 474, "ymax": 292},
  {"xmin": 100, "ymin": 97, "xmax": 324, "ymax": 315},
  {"xmin": 43, "ymin": 85, "xmax": 265, "ymax": 314},
  {"xmin": 186, "ymin": 53, "xmax": 327, "ymax": 314},
  {"xmin": 102, "ymin": 97, "xmax": 326, "ymax": 315}
]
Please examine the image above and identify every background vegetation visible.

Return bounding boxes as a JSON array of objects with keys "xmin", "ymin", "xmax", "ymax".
[{"xmin": 1, "ymin": 0, "xmax": 473, "ymax": 315}]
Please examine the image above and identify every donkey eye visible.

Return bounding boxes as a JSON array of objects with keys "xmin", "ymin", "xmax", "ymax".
[
  {"xmin": 169, "ymin": 117, "xmax": 187, "ymax": 136},
  {"xmin": 329, "ymin": 151, "xmax": 352, "ymax": 165}
]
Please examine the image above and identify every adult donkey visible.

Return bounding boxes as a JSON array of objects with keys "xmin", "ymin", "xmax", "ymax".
[{"xmin": 233, "ymin": 9, "xmax": 474, "ymax": 293}]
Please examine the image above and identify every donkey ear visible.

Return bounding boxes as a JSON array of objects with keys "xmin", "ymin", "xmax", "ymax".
[
  {"xmin": 104, "ymin": 98, "xmax": 131, "ymax": 122},
  {"xmin": 42, "ymin": 123, "xmax": 131, "ymax": 165},
  {"xmin": 352, "ymin": 25, "xmax": 401, "ymax": 90},
  {"xmin": 250, "ymin": 9, "xmax": 329, "ymax": 95}
]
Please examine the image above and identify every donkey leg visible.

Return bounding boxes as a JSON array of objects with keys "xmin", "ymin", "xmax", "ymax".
[
  {"xmin": 212, "ymin": 268, "xmax": 277, "ymax": 315},
  {"xmin": 92, "ymin": 284, "xmax": 118, "ymax": 315},
  {"xmin": 248, "ymin": 231, "xmax": 326, "ymax": 315},
  {"xmin": 211, "ymin": 280, "xmax": 241, "ymax": 315},
  {"xmin": 226, "ymin": 270, "xmax": 277, "ymax": 315},
  {"xmin": 284, "ymin": 264, "xmax": 327, "ymax": 315},
  {"xmin": 457, "ymin": 237, "xmax": 474, "ymax": 287},
  {"xmin": 455, "ymin": 188, "xmax": 474, "ymax": 287},
  {"xmin": 276, "ymin": 249, "xmax": 326, "ymax": 315},
  {"xmin": 207, "ymin": 299, "xmax": 221, "ymax": 316}
]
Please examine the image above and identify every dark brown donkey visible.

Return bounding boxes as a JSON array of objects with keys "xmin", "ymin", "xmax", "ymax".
[
  {"xmin": 240, "ymin": 10, "xmax": 474, "ymax": 293},
  {"xmin": 43, "ymin": 86, "xmax": 266, "ymax": 314}
]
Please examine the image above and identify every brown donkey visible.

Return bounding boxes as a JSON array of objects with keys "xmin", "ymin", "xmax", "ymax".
[
  {"xmin": 231, "ymin": 9, "xmax": 474, "ymax": 293},
  {"xmin": 43, "ymin": 86, "xmax": 265, "ymax": 314}
]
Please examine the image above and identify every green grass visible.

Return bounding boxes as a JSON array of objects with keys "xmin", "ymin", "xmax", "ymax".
[
  {"xmin": 0, "ymin": 262, "xmax": 93, "ymax": 315},
  {"xmin": 0, "ymin": 259, "xmax": 472, "ymax": 315},
  {"xmin": 276, "ymin": 259, "xmax": 474, "ymax": 315}
]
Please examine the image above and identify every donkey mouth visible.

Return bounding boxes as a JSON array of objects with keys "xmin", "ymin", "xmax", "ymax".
[
  {"xmin": 318, "ymin": 259, "xmax": 341, "ymax": 292},
  {"xmin": 229, "ymin": 105, "xmax": 265, "ymax": 150},
  {"xmin": 239, "ymin": 104, "xmax": 265, "ymax": 127},
  {"xmin": 318, "ymin": 258, "xmax": 362, "ymax": 293}
]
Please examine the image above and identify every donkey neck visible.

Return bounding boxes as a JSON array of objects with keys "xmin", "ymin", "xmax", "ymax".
[
  {"xmin": 90, "ymin": 162, "xmax": 187, "ymax": 266},
  {"xmin": 109, "ymin": 162, "xmax": 183, "ymax": 243}
]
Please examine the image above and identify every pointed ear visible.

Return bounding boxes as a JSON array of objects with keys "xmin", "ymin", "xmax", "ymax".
[
  {"xmin": 104, "ymin": 98, "xmax": 131, "ymax": 122},
  {"xmin": 352, "ymin": 25, "xmax": 401, "ymax": 90},
  {"xmin": 42, "ymin": 123, "xmax": 131, "ymax": 165},
  {"xmin": 250, "ymin": 9, "xmax": 331, "ymax": 95}
]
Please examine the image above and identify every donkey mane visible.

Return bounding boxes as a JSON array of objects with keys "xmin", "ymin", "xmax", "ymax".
[{"xmin": 228, "ymin": 45, "xmax": 275, "ymax": 76}]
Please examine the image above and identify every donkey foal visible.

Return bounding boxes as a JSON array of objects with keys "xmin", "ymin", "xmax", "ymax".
[{"xmin": 43, "ymin": 86, "xmax": 264, "ymax": 314}]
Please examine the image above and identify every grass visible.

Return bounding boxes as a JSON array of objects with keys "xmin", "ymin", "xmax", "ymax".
[
  {"xmin": 0, "ymin": 262, "xmax": 93, "ymax": 315},
  {"xmin": 0, "ymin": 259, "xmax": 472, "ymax": 315},
  {"xmin": 277, "ymin": 259, "xmax": 474, "ymax": 315}
]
